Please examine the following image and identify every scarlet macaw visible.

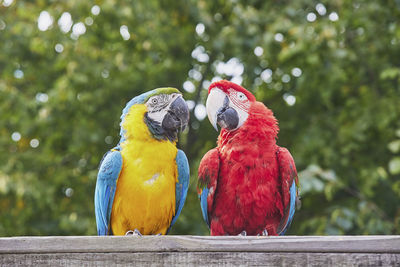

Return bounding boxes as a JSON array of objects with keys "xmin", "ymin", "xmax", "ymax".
[
  {"xmin": 95, "ymin": 88, "xmax": 190, "ymax": 235},
  {"xmin": 198, "ymin": 80, "xmax": 300, "ymax": 236}
]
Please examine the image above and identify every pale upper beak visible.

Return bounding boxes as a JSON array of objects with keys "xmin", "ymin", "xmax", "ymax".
[{"xmin": 206, "ymin": 88, "xmax": 226, "ymax": 131}]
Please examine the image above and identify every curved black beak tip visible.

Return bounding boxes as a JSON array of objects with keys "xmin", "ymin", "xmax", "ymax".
[
  {"xmin": 217, "ymin": 107, "xmax": 239, "ymax": 131},
  {"xmin": 162, "ymin": 96, "xmax": 189, "ymax": 132}
]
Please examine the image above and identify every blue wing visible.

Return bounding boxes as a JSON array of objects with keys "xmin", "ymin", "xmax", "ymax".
[
  {"xmin": 167, "ymin": 149, "xmax": 190, "ymax": 233},
  {"xmin": 94, "ymin": 149, "xmax": 122, "ymax": 236},
  {"xmin": 278, "ymin": 182, "xmax": 297, "ymax": 235},
  {"xmin": 276, "ymin": 147, "xmax": 299, "ymax": 236},
  {"xmin": 200, "ymin": 187, "xmax": 210, "ymax": 227}
]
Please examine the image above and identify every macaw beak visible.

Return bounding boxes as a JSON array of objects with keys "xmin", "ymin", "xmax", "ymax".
[
  {"xmin": 162, "ymin": 95, "xmax": 190, "ymax": 132},
  {"xmin": 206, "ymin": 88, "xmax": 239, "ymax": 131}
]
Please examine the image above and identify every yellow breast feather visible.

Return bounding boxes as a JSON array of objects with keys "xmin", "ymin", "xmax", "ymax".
[{"xmin": 111, "ymin": 104, "xmax": 178, "ymax": 235}]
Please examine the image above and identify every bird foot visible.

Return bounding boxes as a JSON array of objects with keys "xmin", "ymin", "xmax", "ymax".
[
  {"xmin": 238, "ymin": 230, "xmax": 247, "ymax": 236},
  {"xmin": 125, "ymin": 229, "xmax": 142, "ymax": 236},
  {"xmin": 257, "ymin": 230, "xmax": 268, "ymax": 236}
]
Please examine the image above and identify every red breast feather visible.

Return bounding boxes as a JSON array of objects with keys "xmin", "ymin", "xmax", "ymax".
[{"xmin": 210, "ymin": 101, "xmax": 283, "ymax": 236}]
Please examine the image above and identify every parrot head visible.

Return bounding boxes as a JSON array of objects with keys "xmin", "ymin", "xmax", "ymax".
[
  {"xmin": 120, "ymin": 87, "xmax": 189, "ymax": 142},
  {"xmin": 206, "ymin": 80, "xmax": 256, "ymax": 131}
]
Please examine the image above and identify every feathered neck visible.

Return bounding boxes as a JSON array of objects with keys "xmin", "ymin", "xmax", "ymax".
[
  {"xmin": 120, "ymin": 104, "xmax": 157, "ymax": 143},
  {"xmin": 217, "ymin": 101, "xmax": 279, "ymax": 148}
]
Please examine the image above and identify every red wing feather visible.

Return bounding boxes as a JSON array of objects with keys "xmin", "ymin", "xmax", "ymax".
[{"xmin": 276, "ymin": 147, "xmax": 299, "ymax": 234}]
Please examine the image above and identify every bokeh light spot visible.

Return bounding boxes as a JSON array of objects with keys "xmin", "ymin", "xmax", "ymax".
[
  {"xmin": 283, "ymin": 94, "xmax": 296, "ymax": 106},
  {"xmin": 120, "ymin": 25, "xmax": 130, "ymax": 40},
  {"xmin": 254, "ymin": 46, "xmax": 264, "ymax": 57},
  {"xmin": 274, "ymin": 33, "xmax": 284, "ymax": 42},
  {"xmin": 38, "ymin": 11, "xmax": 53, "ymax": 31},
  {"xmin": 11, "ymin": 132, "xmax": 21, "ymax": 142},
  {"xmin": 183, "ymin": 81, "xmax": 195, "ymax": 93},
  {"xmin": 58, "ymin": 12, "xmax": 73, "ymax": 33},
  {"xmin": 14, "ymin": 69, "xmax": 24, "ymax": 79},
  {"xmin": 194, "ymin": 104, "xmax": 207, "ymax": 121},
  {"xmin": 316, "ymin": 3, "xmax": 327, "ymax": 16},
  {"xmin": 307, "ymin": 12, "xmax": 317, "ymax": 22},
  {"xmin": 329, "ymin": 12, "xmax": 339, "ymax": 21},
  {"xmin": 291, "ymin": 67, "xmax": 302, "ymax": 77},
  {"xmin": 30, "ymin": 139, "xmax": 40, "ymax": 148},
  {"xmin": 196, "ymin": 23, "xmax": 205, "ymax": 35},
  {"xmin": 91, "ymin": 5, "xmax": 100, "ymax": 16},
  {"xmin": 55, "ymin": 43, "xmax": 64, "ymax": 53}
]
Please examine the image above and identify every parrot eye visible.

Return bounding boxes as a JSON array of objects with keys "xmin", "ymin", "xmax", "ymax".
[
  {"xmin": 237, "ymin": 92, "xmax": 247, "ymax": 101},
  {"xmin": 146, "ymin": 94, "xmax": 170, "ymax": 113}
]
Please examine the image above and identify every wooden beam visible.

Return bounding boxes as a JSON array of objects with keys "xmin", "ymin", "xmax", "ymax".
[{"xmin": 0, "ymin": 236, "xmax": 399, "ymax": 266}]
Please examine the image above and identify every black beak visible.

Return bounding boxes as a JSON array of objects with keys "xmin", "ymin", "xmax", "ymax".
[
  {"xmin": 162, "ymin": 96, "xmax": 189, "ymax": 132},
  {"xmin": 216, "ymin": 96, "xmax": 239, "ymax": 130}
]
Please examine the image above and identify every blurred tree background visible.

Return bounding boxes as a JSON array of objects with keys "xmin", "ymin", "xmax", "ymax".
[{"xmin": 0, "ymin": 0, "xmax": 399, "ymax": 236}]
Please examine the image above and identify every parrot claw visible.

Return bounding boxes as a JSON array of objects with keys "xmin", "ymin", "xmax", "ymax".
[
  {"xmin": 125, "ymin": 229, "xmax": 142, "ymax": 236},
  {"xmin": 238, "ymin": 230, "xmax": 247, "ymax": 236},
  {"xmin": 257, "ymin": 230, "xmax": 268, "ymax": 236}
]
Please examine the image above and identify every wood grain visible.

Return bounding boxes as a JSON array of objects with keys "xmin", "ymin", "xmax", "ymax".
[
  {"xmin": 1, "ymin": 235, "xmax": 399, "ymax": 253},
  {"xmin": 0, "ymin": 236, "xmax": 399, "ymax": 266},
  {"xmin": 1, "ymin": 252, "xmax": 399, "ymax": 267}
]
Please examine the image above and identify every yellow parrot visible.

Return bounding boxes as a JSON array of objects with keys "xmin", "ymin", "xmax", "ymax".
[{"xmin": 94, "ymin": 87, "xmax": 190, "ymax": 235}]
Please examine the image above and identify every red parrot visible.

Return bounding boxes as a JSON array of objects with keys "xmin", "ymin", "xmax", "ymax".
[{"xmin": 197, "ymin": 80, "xmax": 300, "ymax": 236}]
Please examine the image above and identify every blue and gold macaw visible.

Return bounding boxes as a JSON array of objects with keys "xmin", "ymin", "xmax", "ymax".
[{"xmin": 94, "ymin": 88, "xmax": 190, "ymax": 235}]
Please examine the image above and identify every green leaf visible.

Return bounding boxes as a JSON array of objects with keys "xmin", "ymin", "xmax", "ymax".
[
  {"xmin": 388, "ymin": 157, "xmax": 400, "ymax": 175},
  {"xmin": 388, "ymin": 140, "xmax": 400, "ymax": 153},
  {"xmin": 380, "ymin": 68, "xmax": 400, "ymax": 80}
]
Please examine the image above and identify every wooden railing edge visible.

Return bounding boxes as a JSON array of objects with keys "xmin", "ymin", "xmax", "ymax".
[{"xmin": 0, "ymin": 235, "xmax": 399, "ymax": 254}]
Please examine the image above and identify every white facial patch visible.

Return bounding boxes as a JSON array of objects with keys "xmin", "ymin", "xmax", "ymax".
[
  {"xmin": 228, "ymin": 89, "xmax": 251, "ymax": 111},
  {"xmin": 229, "ymin": 99, "xmax": 249, "ymax": 130},
  {"xmin": 227, "ymin": 88, "xmax": 249, "ymax": 130},
  {"xmin": 145, "ymin": 93, "xmax": 180, "ymax": 124},
  {"xmin": 206, "ymin": 87, "xmax": 250, "ymax": 131},
  {"xmin": 147, "ymin": 108, "xmax": 167, "ymax": 124}
]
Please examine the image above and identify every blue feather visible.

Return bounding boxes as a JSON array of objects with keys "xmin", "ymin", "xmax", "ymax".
[
  {"xmin": 94, "ymin": 149, "xmax": 122, "ymax": 235},
  {"xmin": 200, "ymin": 187, "xmax": 210, "ymax": 228},
  {"xmin": 279, "ymin": 181, "xmax": 296, "ymax": 236},
  {"xmin": 167, "ymin": 149, "xmax": 190, "ymax": 233}
]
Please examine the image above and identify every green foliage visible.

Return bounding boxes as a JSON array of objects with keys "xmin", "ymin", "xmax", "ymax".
[{"xmin": 0, "ymin": 0, "xmax": 399, "ymax": 236}]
